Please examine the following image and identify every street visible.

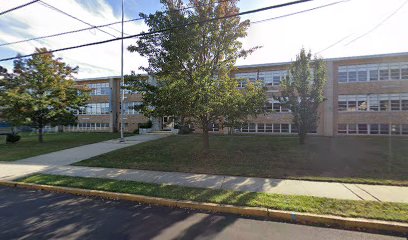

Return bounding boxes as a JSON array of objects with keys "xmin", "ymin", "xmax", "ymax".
[{"xmin": 0, "ymin": 186, "xmax": 403, "ymax": 240}]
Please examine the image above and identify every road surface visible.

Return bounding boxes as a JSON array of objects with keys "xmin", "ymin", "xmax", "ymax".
[{"xmin": 0, "ymin": 186, "xmax": 403, "ymax": 240}]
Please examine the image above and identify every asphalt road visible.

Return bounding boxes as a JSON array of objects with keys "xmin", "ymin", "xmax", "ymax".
[{"xmin": 0, "ymin": 186, "xmax": 404, "ymax": 240}]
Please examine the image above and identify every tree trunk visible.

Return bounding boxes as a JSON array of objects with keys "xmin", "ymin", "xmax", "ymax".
[
  {"xmin": 202, "ymin": 128, "xmax": 209, "ymax": 153},
  {"xmin": 38, "ymin": 127, "xmax": 44, "ymax": 143},
  {"xmin": 201, "ymin": 118, "xmax": 210, "ymax": 154},
  {"xmin": 298, "ymin": 131, "xmax": 306, "ymax": 144}
]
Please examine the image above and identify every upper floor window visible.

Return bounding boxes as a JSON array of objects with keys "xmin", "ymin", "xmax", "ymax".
[
  {"xmin": 338, "ymin": 93, "xmax": 408, "ymax": 112},
  {"xmin": 77, "ymin": 103, "xmax": 110, "ymax": 115},
  {"xmin": 88, "ymin": 83, "xmax": 110, "ymax": 96},
  {"xmin": 337, "ymin": 62, "xmax": 408, "ymax": 83},
  {"xmin": 235, "ymin": 70, "xmax": 288, "ymax": 87},
  {"xmin": 124, "ymin": 101, "xmax": 142, "ymax": 115}
]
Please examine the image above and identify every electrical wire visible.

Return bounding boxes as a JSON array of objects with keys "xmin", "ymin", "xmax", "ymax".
[
  {"xmin": 0, "ymin": 0, "xmax": 314, "ymax": 62},
  {"xmin": 0, "ymin": 0, "xmax": 40, "ymax": 16}
]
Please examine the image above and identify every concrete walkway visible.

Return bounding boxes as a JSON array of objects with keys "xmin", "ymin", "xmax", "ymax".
[
  {"xmin": 1, "ymin": 133, "xmax": 407, "ymax": 203},
  {"xmin": 41, "ymin": 165, "xmax": 408, "ymax": 203},
  {"xmin": 0, "ymin": 134, "xmax": 168, "ymax": 181}
]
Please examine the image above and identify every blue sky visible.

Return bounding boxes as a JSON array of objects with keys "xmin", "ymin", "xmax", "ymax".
[{"xmin": 1, "ymin": 0, "xmax": 408, "ymax": 78}]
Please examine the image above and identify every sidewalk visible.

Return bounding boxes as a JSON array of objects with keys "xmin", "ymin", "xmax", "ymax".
[
  {"xmin": 0, "ymin": 134, "xmax": 168, "ymax": 181},
  {"xmin": 1, "ymin": 133, "xmax": 407, "ymax": 204},
  {"xmin": 41, "ymin": 165, "xmax": 408, "ymax": 203}
]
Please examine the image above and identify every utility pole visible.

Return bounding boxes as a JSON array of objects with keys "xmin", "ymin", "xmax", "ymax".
[{"xmin": 119, "ymin": 0, "xmax": 125, "ymax": 142}]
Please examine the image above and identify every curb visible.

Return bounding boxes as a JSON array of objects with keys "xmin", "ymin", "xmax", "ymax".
[{"xmin": 1, "ymin": 180, "xmax": 407, "ymax": 237}]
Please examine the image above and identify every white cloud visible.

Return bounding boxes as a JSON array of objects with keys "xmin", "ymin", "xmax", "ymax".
[
  {"xmin": 0, "ymin": 0, "xmax": 148, "ymax": 78},
  {"xmin": 1, "ymin": 0, "xmax": 408, "ymax": 77}
]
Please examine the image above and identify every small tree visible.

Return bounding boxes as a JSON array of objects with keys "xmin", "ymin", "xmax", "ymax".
[
  {"xmin": 0, "ymin": 48, "xmax": 89, "ymax": 143},
  {"xmin": 279, "ymin": 48, "xmax": 326, "ymax": 144}
]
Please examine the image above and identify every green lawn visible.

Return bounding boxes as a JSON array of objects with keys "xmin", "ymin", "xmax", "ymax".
[
  {"xmin": 19, "ymin": 174, "xmax": 408, "ymax": 223},
  {"xmin": 0, "ymin": 132, "xmax": 127, "ymax": 161},
  {"xmin": 75, "ymin": 134, "xmax": 408, "ymax": 186}
]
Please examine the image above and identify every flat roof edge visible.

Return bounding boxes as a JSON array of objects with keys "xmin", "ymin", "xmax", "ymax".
[{"xmin": 235, "ymin": 51, "xmax": 408, "ymax": 69}]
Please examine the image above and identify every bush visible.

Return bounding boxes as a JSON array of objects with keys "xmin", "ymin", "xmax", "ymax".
[
  {"xmin": 178, "ymin": 125, "xmax": 193, "ymax": 135},
  {"xmin": 6, "ymin": 134, "xmax": 21, "ymax": 143},
  {"xmin": 133, "ymin": 128, "xmax": 139, "ymax": 134},
  {"xmin": 138, "ymin": 120, "xmax": 152, "ymax": 129}
]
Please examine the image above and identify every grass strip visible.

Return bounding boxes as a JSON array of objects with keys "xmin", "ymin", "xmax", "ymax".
[
  {"xmin": 286, "ymin": 176, "xmax": 408, "ymax": 186},
  {"xmin": 18, "ymin": 174, "xmax": 408, "ymax": 223}
]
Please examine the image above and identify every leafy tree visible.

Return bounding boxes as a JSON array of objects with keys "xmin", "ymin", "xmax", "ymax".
[
  {"xmin": 0, "ymin": 48, "xmax": 89, "ymax": 143},
  {"xmin": 221, "ymin": 79, "xmax": 266, "ymax": 134},
  {"xmin": 127, "ymin": 0, "xmax": 264, "ymax": 151},
  {"xmin": 279, "ymin": 48, "xmax": 327, "ymax": 144}
]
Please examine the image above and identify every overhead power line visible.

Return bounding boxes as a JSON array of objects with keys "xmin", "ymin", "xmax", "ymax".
[
  {"xmin": 0, "ymin": 0, "xmax": 40, "ymax": 16},
  {"xmin": 0, "ymin": 0, "xmax": 314, "ymax": 62},
  {"xmin": 0, "ymin": 0, "xmax": 233, "ymax": 47},
  {"xmin": 344, "ymin": 0, "xmax": 408, "ymax": 46},
  {"xmin": 251, "ymin": 0, "xmax": 349, "ymax": 24},
  {"xmin": 38, "ymin": 0, "xmax": 118, "ymax": 38}
]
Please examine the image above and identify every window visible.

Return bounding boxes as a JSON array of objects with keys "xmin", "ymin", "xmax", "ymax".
[
  {"xmin": 370, "ymin": 124, "xmax": 379, "ymax": 134},
  {"xmin": 265, "ymin": 124, "xmax": 273, "ymax": 132},
  {"xmin": 402, "ymin": 65, "xmax": 408, "ymax": 80},
  {"xmin": 338, "ymin": 124, "xmax": 347, "ymax": 134},
  {"xmin": 358, "ymin": 124, "xmax": 368, "ymax": 134},
  {"xmin": 249, "ymin": 123, "xmax": 256, "ymax": 133},
  {"xmin": 357, "ymin": 67, "xmax": 368, "ymax": 82},
  {"xmin": 265, "ymin": 101, "xmax": 273, "ymax": 112},
  {"xmin": 379, "ymin": 95, "xmax": 389, "ymax": 111},
  {"xmin": 402, "ymin": 124, "xmax": 408, "ymax": 135},
  {"xmin": 347, "ymin": 96, "xmax": 357, "ymax": 111},
  {"xmin": 257, "ymin": 123, "xmax": 265, "ymax": 132},
  {"xmin": 241, "ymin": 123, "xmax": 249, "ymax": 133},
  {"xmin": 78, "ymin": 103, "xmax": 110, "ymax": 115},
  {"xmin": 125, "ymin": 102, "xmax": 142, "ymax": 115},
  {"xmin": 273, "ymin": 73, "xmax": 281, "ymax": 86},
  {"xmin": 379, "ymin": 65, "xmax": 389, "ymax": 80},
  {"xmin": 339, "ymin": 63, "xmax": 408, "ymax": 83},
  {"xmin": 348, "ymin": 124, "xmax": 357, "ymax": 134},
  {"xmin": 273, "ymin": 124, "xmax": 280, "ymax": 133},
  {"xmin": 338, "ymin": 67, "xmax": 347, "ymax": 83},
  {"xmin": 369, "ymin": 67, "xmax": 379, "ymax": 81},
  {"xmin": 348, "ymin": 68, "xmax": 357, "ymax": 82},
  {"xmin": 391, "ymin": 124, "xmax": 400, "ymax": 135},
  {"xmin": 401, "ymin": 94, "xmax": 408, "ymax": 110},
  {"xmin": 380, "ymin": 124, "xmax": 389, "ymax": 135},
  {"xmin": 390, "ymin": 65, "xmax": 400, "ymax": 80},
  {"xmin": 369, "ymin": 95, "xmax": 379, "ymax": 111},
  {"xmin": 390, "ymin": 95, "xmax": 400, "ymax": 111},
  {"xmin": 357, "ymin": 95, "xmax": 367, "ymax": 111},
  {"xmin": 235, "ymin": 72, "xmax": 257, "ymax": 88},
  {"xmin": 273, "ymin": 101, "xmax": 281, "ymax": 112},
  {"xmin": 281, "ymin": 124, "xmax": 289, "ymax": 133},
  {"xmin": 209, "ymin": 123, "xmax": 219, "ymax": 132},
  {"xmin": 89, "ymin": 83, "xmax": 110, "ymax": 96},
  {"xmin": 338, "ymin": 100, "xmax": 347, "ymax": 111}
]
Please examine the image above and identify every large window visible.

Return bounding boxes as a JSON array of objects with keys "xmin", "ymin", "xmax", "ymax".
[
  {"xmin": 235, "ymin": 72, "xmax": 257, "ymax": 88},
  {"xmin": 265, "ymin": 99, "xmax": 291, "ymax": 113},
  {"xmin": 237, "ymin": 123, "xmax": 297, "ymax": 134},
  {"xmin": 124, "ymin": 102, "xmax": 142, "ymax": 115},
  {"xmin": 89, "ymin": 83, "xmax": 110, "ymax": 96},
  {"xmin": 338, "ymin": 123, "xmax": 408, "ymax": 135},
  {"xmin": 338, "ymin": 62, "xmax": 408, "ymax": 83},
  {"xmin": 338, "ymin": 93, "xmax": 408, "ymax": 112},
  {"xmin": 77, "ymin": 103, "xmax": 110, "ymax": 115}
]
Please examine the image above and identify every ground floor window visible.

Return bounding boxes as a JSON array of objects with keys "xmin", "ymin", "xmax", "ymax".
[
  {"xmin": 65, "ymin": 122, "xmax": 110, "ymax": 131},
  {"xmin": 236, "ymin": 123, "xmax": 301, "ymax": 134},
  {"xmin": 338, "ymin": 123, "xmax": 408, "ymax": 135}
]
